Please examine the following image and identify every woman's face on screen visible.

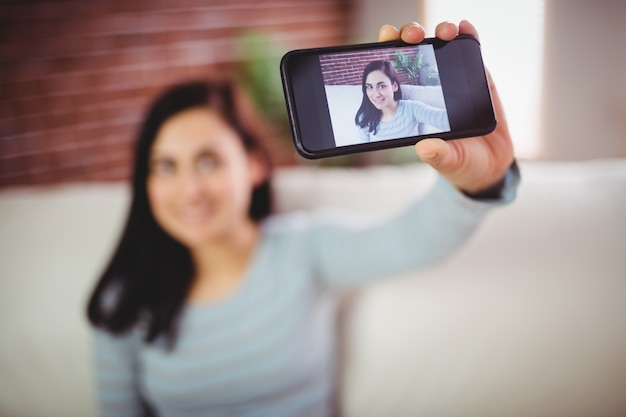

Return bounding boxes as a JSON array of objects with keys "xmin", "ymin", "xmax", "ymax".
[{"xmin": 364, "ymin": 70, "xmax": 399, "ymax": 111}]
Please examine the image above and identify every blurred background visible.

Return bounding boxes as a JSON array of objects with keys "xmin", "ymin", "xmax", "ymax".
[
  {"xmin": 1, "ymin": 2, "xmax": 626, "ymax": 417},
  {"xmin": 1, "ymin": 0, "xmax": 625, "ymax": 186}
]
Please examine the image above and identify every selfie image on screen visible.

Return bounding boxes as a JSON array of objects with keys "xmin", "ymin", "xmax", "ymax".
[{"xmin": 319, "ymin": 44, "xmax": 451, "ymax": 147}]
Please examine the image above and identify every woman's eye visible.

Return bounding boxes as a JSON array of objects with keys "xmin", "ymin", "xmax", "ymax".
[
  {"xmin": 153, "ymin": 160, "xmax": 175, "ymax": 176},
  {"xmin": 197, "ymin": 155, "xmax": 217, "ymax": 172}
]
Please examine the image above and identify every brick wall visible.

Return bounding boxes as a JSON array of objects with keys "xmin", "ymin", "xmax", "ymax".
[
  {"xmin": 0, "ymin": 0, "xmax": 350, "ymax": 187},
  {"xmin": 320, "ymin": 47, "xmax": 420, "ymax": 86}
]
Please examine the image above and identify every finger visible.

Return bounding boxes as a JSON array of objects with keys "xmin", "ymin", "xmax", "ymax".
[
  {"xmin": 486, "ymin": 69, "xmax": 509, "ymax": 132},
  {"xmin": 414, "ymin": 138, "xmax": 455, "ymax": 167},
  {"xmin": 458, "ymin": 20, "xmax": 480, "ymax": 40},
  {"xmin": 434, "ymin": 21, "xmax": 459, "ymax": 41},
  {"xmin": 399, "ymin": 22, "xmax": 426, "ymax": 44},
  {"xmin": 378, "ymin": 24, "xmax": 400, "ymax": 42}
]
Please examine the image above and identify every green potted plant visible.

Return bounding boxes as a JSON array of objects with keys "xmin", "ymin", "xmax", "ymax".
[{"xmin": 392, "ymin": 50, "xmax": 423, "ymax": 85}]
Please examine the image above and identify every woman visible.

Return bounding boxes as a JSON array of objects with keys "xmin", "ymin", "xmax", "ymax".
[
  {"xmin": 355, "ymin": 60, "xmax": 450, "ymax": 143},
  {"xmin": 87, "ymin": 20, "xmax": 518, "ymax": 417}
]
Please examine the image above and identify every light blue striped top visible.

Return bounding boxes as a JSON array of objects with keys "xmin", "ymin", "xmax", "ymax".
[
  {"xmin": 92, "ymin": 172, "xmax": 518, "ymax": 417},
  {"xmin": 358, "ymin": 99, "xmax": 450, "ymax": 143}
]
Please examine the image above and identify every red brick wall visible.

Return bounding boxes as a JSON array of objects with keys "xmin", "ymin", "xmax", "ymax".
[
  {"xmin": 0, "ymin": 0, "xmax": 350, "ymax": 187},
  {"xmin": 320, "ymin": 47, "xmax": 419, "ymax": 86}
]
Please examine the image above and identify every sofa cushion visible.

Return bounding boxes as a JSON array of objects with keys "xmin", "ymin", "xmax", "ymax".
[{"xmin": 0, "ymin": 160, "xmax": 625, "ymax": 417}]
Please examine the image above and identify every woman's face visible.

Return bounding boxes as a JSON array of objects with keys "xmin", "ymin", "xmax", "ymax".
[
  {"xmin": 364, "ymin": 70, "xmax": 398, "ymax": 110},
  {"xmin": 147, "ymin": 108, "xmax": 265, "ymax": 249}
]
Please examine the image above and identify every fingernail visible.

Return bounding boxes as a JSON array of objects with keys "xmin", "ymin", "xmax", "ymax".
[
  {"xmin": 406, "ymin": 26, "xmax": 419, "ymax": 38},
  {"xmin": 419, "ymin": 152, "xmax": 437, "ymax": 160},
  {"xmin": 437, "ymin": 21, "xmax": 449, "ymax": 30}
]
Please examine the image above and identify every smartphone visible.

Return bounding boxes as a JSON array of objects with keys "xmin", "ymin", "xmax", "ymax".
[{"xmin": 280, "ymin": 35, "xmax": 496, "ymax": 159}]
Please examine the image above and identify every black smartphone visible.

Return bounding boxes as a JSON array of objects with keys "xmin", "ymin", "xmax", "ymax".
[{"xmin": 280, "ymin": 35, "xmax": 496, "ymax": 159}]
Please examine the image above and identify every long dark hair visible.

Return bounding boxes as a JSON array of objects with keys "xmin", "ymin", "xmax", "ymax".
[
  {"xmin": 87, "ymin": 79, "xmax": 273, "ymax": 346},
  {"xmin": 354, "ymin": 60, "xmax": 402, "ymax": 135}
]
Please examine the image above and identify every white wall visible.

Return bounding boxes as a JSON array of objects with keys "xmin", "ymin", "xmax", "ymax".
[
  {"xmin": 540, "ymin": 0, "xmax": 626, "ymax": 160},
  {"xmin": 350, "ymin": 0, "xmax": 424, "ymax": 43}
]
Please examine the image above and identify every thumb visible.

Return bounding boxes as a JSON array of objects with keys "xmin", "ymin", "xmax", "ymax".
[{"xmin": 414, "ymin": 138, "xmax": 459, "ymax": 174}]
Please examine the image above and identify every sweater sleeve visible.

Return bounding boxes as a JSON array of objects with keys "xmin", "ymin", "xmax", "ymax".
[
  {"xmin": 91, "ymin": 328, "xmax": 148, "ymax": 417},
  {"xmin": 310, "ymin": 165, "xmax": 519, "ymax": 290},
  {"xmin": 406, "ymin": 100, "xmax": 450, "ymax": 131}
]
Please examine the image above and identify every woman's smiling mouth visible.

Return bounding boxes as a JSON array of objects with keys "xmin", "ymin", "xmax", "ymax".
[{"xmin": 178, "ymin": 205, "xmax": 214, "ymax": 224}]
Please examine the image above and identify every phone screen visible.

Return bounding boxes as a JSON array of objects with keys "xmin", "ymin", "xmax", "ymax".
[{"xmin": 281, "ymin": 36, "xmax": 495, "ymax": 159}]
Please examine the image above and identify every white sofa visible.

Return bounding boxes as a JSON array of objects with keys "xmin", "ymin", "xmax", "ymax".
[{"xmin": 1, "ymin": 159, "xmax": 625, "ymax": 417}]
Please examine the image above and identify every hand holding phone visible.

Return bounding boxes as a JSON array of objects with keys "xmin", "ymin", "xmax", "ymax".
[
  {"xmin": 387, "ymin": 21, "xmax": 516, "ymax": 195},
  {"xmin": 281, "ymin": 21, "xmax": 514, "ymax": 194}
]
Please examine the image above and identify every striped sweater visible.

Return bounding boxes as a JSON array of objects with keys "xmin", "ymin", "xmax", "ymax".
[
  {"xmin": 92, "ymin": 172, "xmax": 518, "ymax": 417},
  {"xmin": 358, "ymin": 99, "xmax": 450, "ymax": 143}
]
